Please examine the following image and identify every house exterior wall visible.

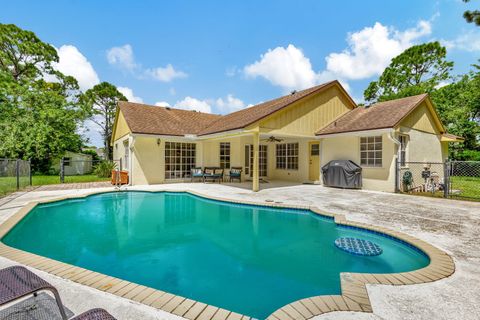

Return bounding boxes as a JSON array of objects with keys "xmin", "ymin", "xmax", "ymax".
[
  {"xmin": 320, "ymin": 133, "xmax": 397, "ymax": 192},
  {"xmin": 399, "ymin": 127, "xmax": 446, "ymax": 163},
  {"xmin": 255, "ymin": 86, "xmax": 354, "ymax": 136},
  {"xmin": 113, "ymin": 111, "xmax": 130, "ymax": 141},
  {"xmin": 400, "ymin": 101, "xmax": 440, "ymax": 135}
]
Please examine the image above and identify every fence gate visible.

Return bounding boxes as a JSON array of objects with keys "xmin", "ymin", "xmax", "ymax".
[{"xmin": 397, "ymin": 160, "xmax": 480, "ymax": 201}]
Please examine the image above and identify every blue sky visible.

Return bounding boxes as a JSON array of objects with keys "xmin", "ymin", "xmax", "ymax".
[{"xmin": 1, "ymin": 0, "xmax": 479, "ymax": 146}]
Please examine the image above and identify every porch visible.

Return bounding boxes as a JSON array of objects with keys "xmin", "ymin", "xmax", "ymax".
[{"xmin": 125, "ymin": 132, "xmax": 323, "ymax": 191}]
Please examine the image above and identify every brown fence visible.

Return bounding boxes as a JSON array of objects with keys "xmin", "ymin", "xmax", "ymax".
[{"xmin": 396, "ymin": 160, "xmax": 480, "ymax": 201}]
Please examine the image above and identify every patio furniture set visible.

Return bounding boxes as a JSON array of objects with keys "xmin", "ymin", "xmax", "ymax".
[
  {"xmin": 191, "ymin": 167, "xmax": 243, "ymax": 183},
  {"xmin": 0, "ymin": 265, "xmax": 116, "ymax": 319}
]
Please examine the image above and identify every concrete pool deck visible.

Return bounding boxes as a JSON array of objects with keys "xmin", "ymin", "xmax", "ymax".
[{"xmin": 0, "ymin": 183, "xmax": 478, "ymax": 319}]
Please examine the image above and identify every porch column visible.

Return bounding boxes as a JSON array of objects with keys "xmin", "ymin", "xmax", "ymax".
[{"xmin": 252, "ymin": 131, "xmax": 260, "ymax": 192}]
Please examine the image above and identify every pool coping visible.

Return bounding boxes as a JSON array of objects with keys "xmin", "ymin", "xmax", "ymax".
[{"xmin": 0, "ymin": 189, "xmax": 455, "ymax": 320}]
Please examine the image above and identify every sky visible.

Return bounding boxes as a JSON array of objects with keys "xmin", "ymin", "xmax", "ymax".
[{"xmin": 1, "ymin": 0, "xmax": 479, "ymax": 147}]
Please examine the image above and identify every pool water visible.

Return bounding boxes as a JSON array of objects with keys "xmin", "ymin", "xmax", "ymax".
[{"xmin": 2, "ymin": 192, "xmax": 429, "ymax": 319}]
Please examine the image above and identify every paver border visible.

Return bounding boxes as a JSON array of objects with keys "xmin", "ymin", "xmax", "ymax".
[{"xmin": 0, "ymin": 189, "xmax": 455, "ymax": 320}]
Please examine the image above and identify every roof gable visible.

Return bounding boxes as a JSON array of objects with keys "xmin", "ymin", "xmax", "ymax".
[
  {"xmin": 198, "ymin": 81, "xmax": 354, "ymax": 135},
  {"xmin": 316, "ymin": 94, "xmax": 445, "ymax": 136}
]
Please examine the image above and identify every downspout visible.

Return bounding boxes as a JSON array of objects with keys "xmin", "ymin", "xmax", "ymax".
[
  {"xmin": 387, "ymin": 130, "xmax": 401, "ymax": 192},
  {"xmin": 128, "ymin": 135, "xmax": 135, "ymax": 186}
]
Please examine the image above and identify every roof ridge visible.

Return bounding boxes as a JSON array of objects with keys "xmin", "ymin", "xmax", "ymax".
[{"xmin": 119, "ymin": 101, "xmax": 222, "ymax": 116}]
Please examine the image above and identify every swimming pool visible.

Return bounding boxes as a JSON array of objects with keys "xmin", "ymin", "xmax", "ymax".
[{"xmin": 2, "ymin": 191, "xmax": 430, "ymax": 319}]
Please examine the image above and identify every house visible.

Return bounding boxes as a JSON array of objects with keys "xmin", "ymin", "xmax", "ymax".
[
  {"xmin": 51, "ymin": 151, "xmax": 93, "ymax": 175},
  {"xmin": 111, "ymin": 80, "xmax": 463, "ymax": 192}
]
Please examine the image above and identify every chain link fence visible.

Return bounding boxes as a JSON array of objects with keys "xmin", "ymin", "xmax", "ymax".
[
  {"xmin": 0, "ymin": 159, "xmax": 32, "ymax": 196},
  {"xmin": 448, "ymin": 161, "xmax": 480, "ymax": 200},
  {"xmin": 397, "ymin": 160, "xmax": 480, "ymax": 201}
]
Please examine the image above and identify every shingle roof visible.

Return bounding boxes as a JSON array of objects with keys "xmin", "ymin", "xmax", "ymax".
[
  {"xmin": 197, "ymin": 81, "xmax": 337, "ymax": 135},
  {"xmin": 118, "ymin": 102, "xmax": 222, "ymax": 136},
  {"xmin": 117, "ymin": 81, "xmax": 346, "ymax": 137},
  {"xmin": 315, "ymin": 94, "xmax": 430, "ymax": 136}
]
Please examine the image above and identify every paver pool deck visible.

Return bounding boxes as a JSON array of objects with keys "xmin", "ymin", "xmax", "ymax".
[{"xmin": 0, "ymin": 182, "xmax": 478, "ymax": 320}]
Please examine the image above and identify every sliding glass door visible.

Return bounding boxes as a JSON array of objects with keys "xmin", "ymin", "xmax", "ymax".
[{"xmin": 244, "ymin": 144, "xmax": 267, "ymax": 177}]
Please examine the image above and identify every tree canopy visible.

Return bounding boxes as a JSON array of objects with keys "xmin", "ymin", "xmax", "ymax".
[
  {"xmin": 0, "ymin": 24, "xmax": 86, "ymax": 171},
  {"xmin": 364, "ymin": 41, "xmax": 479, "ymax": 160},
  {"xmin": 364, "ymin": 42, "xmax": 453, "ymax": 103},
  {"xmin": 463, "ymin": 0, "xmax": 480, "ymax": 25},
  {"xmin": 81, "ymin": 82, "xmax": 127, "ymax": 160}
]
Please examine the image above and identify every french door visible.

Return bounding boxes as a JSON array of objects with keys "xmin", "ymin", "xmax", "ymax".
[{"xmin": 245, "ymin": 145, "xmax": 267, "ymax": 177}]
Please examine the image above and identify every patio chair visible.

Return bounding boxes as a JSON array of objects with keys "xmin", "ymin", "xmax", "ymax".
[
  {"xmin": 71, "ymin": 308, "xmax": 117, "ymax": 320},
  {"xmin": 229, "ymin": 167, "xmax": 243, "ymax": 182},
  {"xmin": 190, "ymin": 167, "xmax": 204, "ymax": 182},
  {"xmin": 203, "ymin": 167, "xmax": 224, "ymax": 183},
  {"xmin": 0, "ymin": 265, "xmax": 68, "ymax": 320}
]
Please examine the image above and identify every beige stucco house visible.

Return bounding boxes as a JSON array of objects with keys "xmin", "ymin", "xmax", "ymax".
[{"xmin": 111, "ymin": 80, "xmax": 462, "ymax": 192}]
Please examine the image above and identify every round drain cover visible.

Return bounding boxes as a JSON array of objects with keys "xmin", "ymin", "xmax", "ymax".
[{"xmin": 334, "ymin": 237, "xmax": 383, "ymax": 256}]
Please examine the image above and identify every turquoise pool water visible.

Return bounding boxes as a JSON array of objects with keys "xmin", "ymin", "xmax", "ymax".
[{"xmin": 2, "ymin": 191, "xmax": 429, "ymax": 319}]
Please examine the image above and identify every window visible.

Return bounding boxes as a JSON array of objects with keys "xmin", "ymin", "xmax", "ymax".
[
  {"xmin": 360, "ymin": 136, "xmax": 382, "ymax": 167},
  {"xmin": 244, "ymin": 145, "xmax": 250, "ymax": 175},
  {"xmin": 123, "ymin": 140, "xmax": 129, "ymax": 170},
  {"xmin": 219, "ymin": 142, "xmax": 230, "ymax": 169},
  {"xmin": 276, "ymin": 143, "xmax": 299, "ymax": 170},
  {"xmin": 311, "ymin": 143, "xmax": 320, "ymax": 156},
  {"xmin": 165, "ymin": 142, "xmax": 196, "ymax": 179},
  {"xmin": 399, "ymin": 135, "xmax": 408, "ymax": 167},
  {"xmin": 63, "ymin": 157, "xmax": 71, "ymax": 166}
]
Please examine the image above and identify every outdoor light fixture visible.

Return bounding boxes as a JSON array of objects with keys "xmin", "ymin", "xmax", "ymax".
[{"xmin": 157, "ymin": 138, "xmax": 161, "ymax": 146}]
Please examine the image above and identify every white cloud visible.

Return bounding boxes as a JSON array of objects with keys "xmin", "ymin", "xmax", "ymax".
[
  {"xmin": 146, "ymin": 64, "xmax": 187, "ymax": 82},
  {"xmin": 442, "ymin": 31, "xmax": 480, "ymax": 52},
  {"xmin": 155, "ymin": 101, "xmax": 171, "ymax": 107},
  {"xmin": 106, "ymin": 44, "xmax": 137, "ymax": 71},
  {"xmin": 174, "ymin": 96, "xmax": 211, "ymax": 113},
  {"xmin": 54, "ymin": 45, "xmax": 100, "ymax": 91},
  {"xmin": 244, "ymin": 44, "xmax": 318, "ymax": 91},
  {"xmin": 325, "ymin": 20, "xmax": 431, "ymax": 80},
  {"xmin": 243, "ymin": 20, "xmax": 432, "ymax": 92},
  {"xmin": 215, "ymin": 94, "xmax": 245, "ymax": 113},
  {"xmin": 117, "ymin": 87, "xmax": 143, "ymax": 103},
  {"xmin": 106, "ymin": 44, "xmax": 187, "ymax": 82}
]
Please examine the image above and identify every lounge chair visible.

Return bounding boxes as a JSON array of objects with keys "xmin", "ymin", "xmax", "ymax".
[
  {"xmin": 229, "ymin": 167, "xmax": 243, "ymax": 182},
  {"xmin": 0, "ymin": 265, "xmax": 68, "ymax": 320},
  {"xmin": 191, "ymin": 167, "xmax": 204, "ymax": 182},
  {"xmin": 71, "ymin": 308, "xmax": 116, "ymax": 320},
  {"xmin": 203, "ymin": 167, "xmax": 224, "ymax": 183}
]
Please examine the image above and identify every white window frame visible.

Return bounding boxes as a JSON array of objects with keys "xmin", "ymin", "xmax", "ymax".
[
  {"xmin": 276, "ymin": 143, "xmax": 299, "ymax": 170},
  {"xmin": 164, "ymin": 142, "xmax": 196, "ymax": 179},
  {"xmin": 219, "ymin": 142, "xmax": 231, "ymax": 169},
  {"xmin": 360, "ymin": 136, "xmax": 383, "ymax": 167},
  {"xmin": 399, "ymin": 135, "xmax": 408, "ymax": 167}
]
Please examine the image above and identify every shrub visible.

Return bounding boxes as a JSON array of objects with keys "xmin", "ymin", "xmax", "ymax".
[{"xmin": 94, "ymin": 161, "xmax": 117, "ymax": 178}]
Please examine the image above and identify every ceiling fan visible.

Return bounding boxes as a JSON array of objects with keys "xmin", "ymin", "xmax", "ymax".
[{"xmin": 261, "ymin": 136, "xmax": 284, "ymax": 143}]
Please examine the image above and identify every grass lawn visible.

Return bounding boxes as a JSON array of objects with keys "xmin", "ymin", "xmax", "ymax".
[
  {"xmin": 450, "ymin": 176, "xmax": 480, "ymax": 200},
  {"xmin": 32, "ymin": 174, "xmax": 109, "ymax": 186},
  {"xmin": 1, "ymin": 174, "xmax": 109, "ymax": 196},
  {"xmin": 403, "ymin": 175, "xmax": 480, "ymax": 201}
]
